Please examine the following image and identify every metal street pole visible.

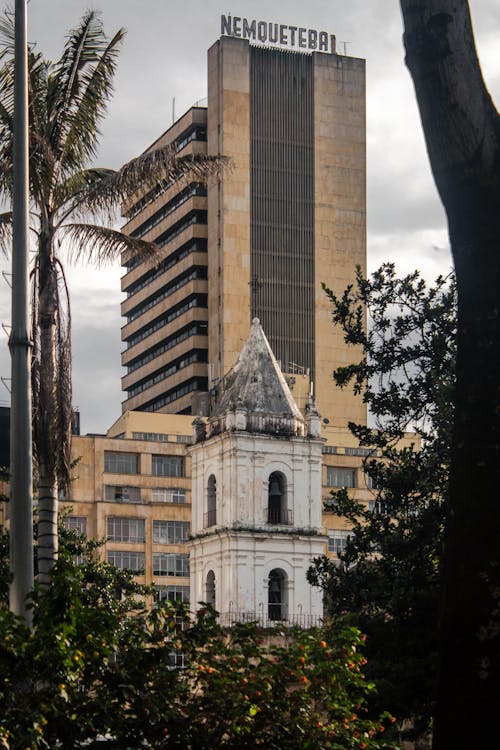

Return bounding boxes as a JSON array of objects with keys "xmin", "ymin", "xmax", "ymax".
[{"xmin": 8, "ymin": 0, "xmax": 33, "ymax": 624}]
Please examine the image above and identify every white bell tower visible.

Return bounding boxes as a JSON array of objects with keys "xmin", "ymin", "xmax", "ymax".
[{"xmin": 188, "ymin": 319, "xmax": 326, "ymax": 625}]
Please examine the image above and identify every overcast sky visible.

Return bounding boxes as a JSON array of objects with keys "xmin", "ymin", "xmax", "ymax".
[{"xmin": 0, "ymin": 1, "xmax": 498, "ymax": 434}]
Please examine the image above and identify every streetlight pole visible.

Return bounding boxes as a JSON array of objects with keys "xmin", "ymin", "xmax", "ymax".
[{"xmin": 8, "ymin": 0, "xmax": 33, "ymax": 624}]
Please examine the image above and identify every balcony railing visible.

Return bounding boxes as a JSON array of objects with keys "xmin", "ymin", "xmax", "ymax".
[
  {"xmin": 265, "ymin": 507, "xmax": 293, "ymax": 525},
  {"xmin": 216, "ymin": 610, "xmax": 323, "ymax": 630}
]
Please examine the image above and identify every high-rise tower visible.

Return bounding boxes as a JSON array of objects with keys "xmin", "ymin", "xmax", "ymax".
[{"xmin": 121, "ymin": 31, "xmax": 366, "ymax": 428}]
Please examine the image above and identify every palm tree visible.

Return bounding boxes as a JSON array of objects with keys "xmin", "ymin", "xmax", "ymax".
[{"xmin": 0, "ymin": 10, "xmax": 225, "ymax": 584}]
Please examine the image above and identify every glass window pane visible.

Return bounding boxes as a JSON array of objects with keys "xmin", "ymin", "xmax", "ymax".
[
  {"xmin": 107, "ymin": 550, "xmax": 145, "ymax": 572},
  {"xmin": 104, "ymin": 452, "xmax": 139, "ymax": 474},
  {"xmin": 152, "ymin": 455, "xmax": 184, "ymax": 478},
  {"xmin": 153, "ymin": 553, "xmax": 190, "ymax": 577},
  {"xmin": 153, "ymin": 520, "xmax": 190, "ymax": 544},
  {"xmin": 326, "ymin": 467, "xmax": 356, "ymax": 488},
  {"xmin": 107, "ymin": 517, "xmax": 145, "ymax": 542}
]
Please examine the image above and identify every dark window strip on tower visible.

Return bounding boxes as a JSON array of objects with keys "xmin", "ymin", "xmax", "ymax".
[{"xmin": 249, "ymin": 46, "xmax": 315, "ymax": 378}]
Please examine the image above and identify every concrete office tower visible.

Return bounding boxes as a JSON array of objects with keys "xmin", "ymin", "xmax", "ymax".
[{"xmin": 121, "ymin": 33, "xmax": 367, "ymax": 428}]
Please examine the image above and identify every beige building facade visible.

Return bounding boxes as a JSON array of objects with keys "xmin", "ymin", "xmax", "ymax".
[
  {"xmin": 64, "ymin": 408, "xmax": 381, "ymax": 607},
  {"xmin": 120, "ymin": 33, "xmax": 367, "ymax": 429}
]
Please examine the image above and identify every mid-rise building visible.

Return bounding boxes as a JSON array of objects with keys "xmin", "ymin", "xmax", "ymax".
[
  {"xmin": 120, "ymin": 107, "xmax": 210, "ymax": 416},
  {"xmin": 121, "ymin": 31, "xmax": 366, "ymax": 428}
]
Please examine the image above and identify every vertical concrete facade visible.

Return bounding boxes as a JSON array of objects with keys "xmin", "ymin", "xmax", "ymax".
[
  {"xmin": 207, "ymin": 37, "xmax": 366, "ymax": 427},
  {"xmin": 207, "ymin": 37, "xmax": 252, "ymax": 383},
  {"xmin": 313, "ymin": 53, "xmax": 367, "ymax": 426}
]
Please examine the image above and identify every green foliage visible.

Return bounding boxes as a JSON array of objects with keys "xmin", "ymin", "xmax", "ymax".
[
  {"xmin": 0, "ymin": 547, "xmax": 399, "ymax": 750},
  {"xmin": 308, "ymin": 264, "xmax": 456, "ymax": 741}
]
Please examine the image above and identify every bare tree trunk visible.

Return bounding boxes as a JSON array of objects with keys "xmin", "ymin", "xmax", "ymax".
[{"xmin": 400, "ymin": 2, "xmax": 500, "ymax": 747}]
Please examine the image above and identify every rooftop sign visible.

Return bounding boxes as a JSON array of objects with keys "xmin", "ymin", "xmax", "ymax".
[{"xmin": 221, "ymin": 15, "xmax": 336, "ymax": 54}]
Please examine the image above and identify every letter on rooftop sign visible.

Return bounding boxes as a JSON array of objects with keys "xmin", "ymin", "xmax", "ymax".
[{"xmin": 220, "ymin": 15, "xmax": 336, "ymax": 54}]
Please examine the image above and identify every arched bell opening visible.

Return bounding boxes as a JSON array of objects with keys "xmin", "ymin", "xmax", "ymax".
[
  {"xmin": 268, "ymin": 568, "xmax": 287, "ymax": 621},
  {"xmin": 205, "ymin": 569, "xmax": 216, "ymax": 608},
  {"xmin": 205, "ymin": 474, "xmax": 217, "ymax": 527},
  {"xmin": 267, "ymin": 471, "xmax": 289, "ymax": 524}
]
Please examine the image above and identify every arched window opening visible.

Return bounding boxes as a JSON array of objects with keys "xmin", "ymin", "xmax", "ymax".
[
  {"xmin": 206, "ymin": 570, "xmax": 216, "ymax": 608},
  {"xmin": 267, "ymin": 472, "xmax": 289, "ymax": 524},
  {"xmin": 268, "ymin": 568, "xmax": 287, "ymax": 621},
  {"xmin": 205, "ymin": 474, "xmax": 217, "ymax": 527}
]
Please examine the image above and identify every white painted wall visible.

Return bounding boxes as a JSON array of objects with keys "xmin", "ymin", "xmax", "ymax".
[{"xmin": 188, "ymin": 429, "xmax": 326, "ymax": 619}]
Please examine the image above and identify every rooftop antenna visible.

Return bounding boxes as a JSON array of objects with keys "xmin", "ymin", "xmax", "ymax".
[
  {"xmin": 340, "ymin": 40, "xmax": 351, "ymax": 56},
  {"xmin": 172, "ymin": 96, "xmax": 176, "ymax": 124}
]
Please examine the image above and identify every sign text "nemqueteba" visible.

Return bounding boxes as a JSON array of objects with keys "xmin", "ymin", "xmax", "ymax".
[{"xmin": 221, "ymin": 15, "xmax": 336, "ymax": 54}]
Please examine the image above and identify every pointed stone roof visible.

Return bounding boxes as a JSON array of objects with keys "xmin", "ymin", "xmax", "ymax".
[{"xmin": 209, "ymin": 318, "xmax": 305, "ymax": 437}]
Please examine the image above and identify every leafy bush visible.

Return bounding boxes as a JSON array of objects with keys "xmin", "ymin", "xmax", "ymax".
[{"xmin": 0, "ymin": 550, "xmax": 399, "ymax": 749}]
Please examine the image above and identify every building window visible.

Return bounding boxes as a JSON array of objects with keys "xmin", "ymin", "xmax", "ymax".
[
  {"xmin": 326, "ymin": 467, "xmax": 356, "ymax": 488},
  {"xmin": 126, "ymin": 320, "xmax": 207, "ymax": 375},
  {"xmin": 104, "ymin": 485, "xmax": 141, "ymax": 503},
  {"xmin": 125, "ymin": 292, "xmax": 207, "ymax": 349},
  {"xmin": 345, "ymin": 447, "xmax": 375, "ymax": 456},
  {"xmin": 204, "ymin": 474, "xmax": 217, "ymax": 527},
  {"xmin": 107, "ymin": 517, "xmax": 145, "ymax": 543},
  {"xmin": 63, "ymin": 516, "xmax": 87, "ymax": 535},
  {"xmin": 104, "ymin": 452, "xmax": 139, "ymax": 474},
  {"xmin": 153, "ymin": 520, "xmax": 190, "ymax": 544},
  {"xmin": 152, "ymin": 455, "xmax": 184, "ymax": 478},
  {"xmin": 328, "ymin": 530, "xmax": 351, "ymax": 555},
  {"xmin": 155, "ymin": 585, "xmax": 190, "ymax": 604},
  {"xmin": 268, "ymin": 569, "xmax": 287, "ymax": 621},
  {"xmin": 132, "ymin": 432, "xmax": 169, "ymax": 442},
  {"xmin": 151, "ymin": 487, "xmax": 186, "ymax": 504},
  {"xmin": 206, "ymin": 570, "xmax": 216, "ymax": 608},
  {"xmin": 153, "ymin": 553, "xmax": 190, "ymax": 577},
  {"xmin": 267, "ymin": 472, "xmax": 290, "ymax": 524},
  {"xmin": 107, "ymin": 550, "xmax": 145, "ymax": 572},
  {"xmin": 321, "ymin": 445, "xmax": 338, "ymax": 454},
  {"xmin": 142, "ymin": 376, "xmax": 208, "ymax": 413},
  {"xmin": 130, "ymin": 183, "xmax": 207, "ymax": 240},
  {"xmin": 126, "ymin": 350, "xmax": 207, "ymax": 399},
  {"xmin": 175, "ymin": 125, "xmax": 207, "ymax": 152}
]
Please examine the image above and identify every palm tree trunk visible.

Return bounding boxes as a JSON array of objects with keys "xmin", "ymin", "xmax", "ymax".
[
  {"xmin": 37, "ymin": 460, "xmax": 58, "ymax": 584},
  {"xmin": 36, "ymin": 228, "xmax": 59, "ymax": 585}
]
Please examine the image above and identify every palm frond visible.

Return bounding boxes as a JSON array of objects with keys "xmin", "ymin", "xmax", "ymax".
[
  {"xmin": 27, "ymin": 51, "xmax": 52, "ymax": 205},
  {"xmin": 0, "ymin": 210, "xmax": 12, "ymax": 255},
  {"xmin": 57, "ymin": 28, "xmax": 125, "ymax": 176},
  {"xmin": 76, "ymin": 144, "xmax": 230, "ymax": 216},
  {"xmin": 60, "ymin": 222, "xmax": 160, "ymax": 268},
  {"xmin": 52, "ymin": 167, "xmax": 116, "ymax": 221},
  {"xmin": 0, "ymin": 136, "xmax": 13, "ymax": 202},
  {"xmin": 48, "ymin": 11, "xmax": 124, "ymax": 174},
  {"xmin": 0, "ymin": 8, "xmax": 15, "ymax": 63},
  {"xmin": 0, "ymin": 11, "xmax": 51, "ymax": 205}
]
